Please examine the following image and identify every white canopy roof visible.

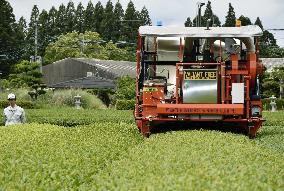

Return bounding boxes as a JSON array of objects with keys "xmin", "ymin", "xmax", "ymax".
[{"xmin": 139, "ymin": 25, "xmax": 263, "ymax": 38}]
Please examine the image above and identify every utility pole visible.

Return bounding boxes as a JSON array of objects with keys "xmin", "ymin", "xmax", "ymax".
[{"xmin": 35, "ymin": 19, "xmax": 38, "ymax": 59}]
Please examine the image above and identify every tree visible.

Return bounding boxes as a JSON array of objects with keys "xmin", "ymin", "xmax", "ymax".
[
  {"xmin": 38, "ymin": 10, "xmax": 49, "ymax": 57},
  {"xmin": 16, "ymin": 16, "xmax": 28, "ymax": 59},
  {"xmin": 112, "ymin": 1, "xmax": 124, "ymax": 42},
  {"xmin": 116, "ymin": 76, "xmax": 136, "ymax": 100},
  {"xmin": 224, "ymin": 3, "xmax": 236, "ymax": 27},
  {"xmin": 184, "ymin": 17, "xmax": 192, "ymax": 27},
  {"xmin": 44, "ymin": 31, "xmax": 133, "ymax": 65},
  {"xmin": 140, "ymin": 6, "xmax": 151, "ymax": 26},
  {"xmin": 255, "ymin": 17, "xmax": 263, "ymax": 30},
  {"xmin": 238, "ymin": 15, "xmax": 252, "ymax": 26},
  {"xmin": 65, "ymin": 1, "xmax": 76, "ymax": 33},
  {"xmin": 47, "ymin": 6, "xmax": 57, "ymax": 41},
  {"xmin": 55, "ymin": 4, "xmax": 66, "ymax": 35},
  {"xmin": 26, "ymin": 5, "xmax": 39, "ymax": 60},
  {"xmin": 94, "ymin": 1, "xmax": 104, "ymax": 34},
  {"xmin": 0, "ymin": 0, "xmax": 24, "ymax": 76},
  {"xmin": 262, "ymin": 66, "xmax": 284, "ymax": 98},
  {"xmin": 8, "ymin": 60, "xmax": 46, "ymax": 99},
  {"xmin": 100, "ymin": 0, "xmax": 114, "ymax": 41},
  {"xmin": 122, "ymin": 1, "xmax": 140, "ymax": 42},
  {"xmin": 75, "ymin": 2, "xmax": 85, "ymax": 33},
  {"xmin": 203, "ymin": 1, "xmax": 221, "ymax": 27},
  {"xmin": 18, "ymin": 16, "xmax": 27, "ymax": 37},
  {"xmin": 259, "ymin": 30, "xmax": 278, "ymax": 57},
  {"xmin": 84, "ymin": 1, "xmax": 95, "ymax": 31}
]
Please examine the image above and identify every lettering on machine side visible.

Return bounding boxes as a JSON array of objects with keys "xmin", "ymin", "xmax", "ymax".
[
  {"xmin": 165, "ymin": 108, "xmax": 236, "ymax": 114},
  {"xmin": 184, "ymin": 71, "xmax": 217, "ymax": 80},
  {"xmin": 143, "ymin": 87, "xmax": 158, "ymax": 92}
]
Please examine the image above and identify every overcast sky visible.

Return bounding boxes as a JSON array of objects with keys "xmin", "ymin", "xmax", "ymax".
[{"xmin": 6, "ymin": 0, "xmax": 284, "ymax": 46}]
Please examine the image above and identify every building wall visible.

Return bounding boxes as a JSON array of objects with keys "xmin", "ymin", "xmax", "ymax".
[{"xmin": 42, "ymin": 58, "xmax": 116, "ymax": 86}]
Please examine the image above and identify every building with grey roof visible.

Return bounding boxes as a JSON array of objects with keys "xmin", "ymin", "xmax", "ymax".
[{"xmin": 43, "ymin": 58, "xmax": 136, "ymax": 89}]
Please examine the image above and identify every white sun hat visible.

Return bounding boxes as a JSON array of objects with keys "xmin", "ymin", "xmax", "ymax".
[{"xmin": 7, "ymin": 93, "xmax": 16, "ymax": 100}]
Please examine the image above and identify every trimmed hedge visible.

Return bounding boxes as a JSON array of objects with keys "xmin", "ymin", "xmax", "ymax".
[
  {"xmin": 262, "ymin": 98, "xmax": 284, "ymax": 110},
  {"xmin": 0, "ymin": 100, "xmax": 34, "ymax": 109},
  {"xmin": 116, "ymin": 100, "xmax": 135, "ymax": 110}
]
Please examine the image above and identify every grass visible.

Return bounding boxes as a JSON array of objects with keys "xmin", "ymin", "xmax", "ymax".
[{"xmin": 0, "ymin": 108, "xmax": 282, "ymax": 190}]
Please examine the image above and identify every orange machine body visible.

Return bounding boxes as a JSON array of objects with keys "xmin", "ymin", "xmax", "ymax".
[{"xmin": 134, "ymin": 25, "xmax": 264, "ymax": 138}]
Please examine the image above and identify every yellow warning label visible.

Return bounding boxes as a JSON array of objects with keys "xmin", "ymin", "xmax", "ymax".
[
  {"xmin": 184, "ymin": 71, "xmax": 217, "ymax": 80},
  {"xmin": 143, "ymin": 87, "xmax": 158, "ymax": 92}
]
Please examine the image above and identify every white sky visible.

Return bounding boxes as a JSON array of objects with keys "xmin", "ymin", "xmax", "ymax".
[{"xmin": 7, "ymin": 0, "xmax": 284, "ymax": 46}]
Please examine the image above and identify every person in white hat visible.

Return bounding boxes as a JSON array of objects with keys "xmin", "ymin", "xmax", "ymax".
[{"xmin": 3, "ymin": 93, "xmax": 26, "ymax": 126}]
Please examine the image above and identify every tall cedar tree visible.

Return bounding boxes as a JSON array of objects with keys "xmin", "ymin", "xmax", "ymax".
[
  {"xmin": 123, "ymin": 1, "xmax": 140, "ymax": 42},
  {"xmin": 65, "ymin": 1, "xmax": 76, "ymax": 33},
  {"xmin": 84, "ymin": 1, "xmax": 95, "ymax": 31},
  {"xmin": 55, "ymin": 4, "xmax": 66, "ymax": 35},
  {"xmin": 75, "ymin": 2, "xmax": 85, "ymax": 33},
  {"xmin": 255, "ymin": 17, "xmax": 263, "ymax": 30},
  {"xmin": 203, "ymin": 1, "xmax": 221, "ymax": 26},
  {"xmin": 101, "ymin": 0, "xmax": 114, "ymax": 41},
  {"xmin": 47, "ymin": 6, "xmax": 57, "ymax": 41},
  {"xmin": 26, "ymin": 5, "xmax": 39, "ymax": 58},
  {"xmin": 224, "ymin": 3, "xmax": 236, "ymax": 27},
  {"xmin": 0, "ymin": 0, "xmax": 24, "ymax": 76},
  {"xmin": 112, "ymin": 1, "xmax": 124, "ymax": 42},
  {"xmin": 238, "ymin": 15, "xmax": 252, "ymax": 26},
  {"xmin": 184, "ymin": 17, "xmax": 192, "ymax": 27},
  {"xmin": 17, "ymin": 16, "xmax": 28, "ymax": 59},
  {"xmin": 140, "ymin": 6, "xmax": 151, "ymax": 26},
  {"xmin": 38, "ymin": 10, "xmax": 49, "ymax": 57},
  {"xmin": 94, "ymin": 1, "xmax": 104, "ymax": 34}
]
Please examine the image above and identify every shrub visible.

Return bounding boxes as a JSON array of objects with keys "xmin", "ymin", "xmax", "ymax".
[
  {"xmin": 0, "ymin": 100, "xmax": 34, "ymax": 109},
  {"xmin": 116, "ymin": 99, "xmax": 135, "ymax": 110},
  {"xmin": 262, "ymin": 98, "xmax": 284, "ymax": 110},
  {"xmin": 50, "ymin": 89, "xmax": 106, "ymax": 109}
]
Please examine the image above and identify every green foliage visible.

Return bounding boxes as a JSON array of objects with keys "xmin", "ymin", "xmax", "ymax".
[
  {"xmin": 238, "ymin": 15, "xmax": 252, "ymax": 26},
  {"xmin": 115, "ymin": 76, "xmax": 136, "ymax": 100},
  {"xmin": 184, "ymin": 17, "xmax": 192, "ymax": 27},
  {"xmin": 255, "ymin": 17, "xmax": 263, "ymax": 30},
  {"xmin": 94, "ymin": 127, "xmax": 284, "ymax": 190},
  {"xmin": 262, "ymin": 67, "xmax": 284, "ymax": 98},
  {"xmin": 224, "ymin": 3, "xmax": 236, "ymax": 27},
  {"xmin": 55, "ymin": 4, "xmax": 66, "ymax": 35},
  {"xmin": 74, "ymin": 2, "xmax": 85, "ymax": 33},
  {"xmin": 0, "ymin": 122, "xmax": 142, "ymax": 190},
  {"xmin": 7, "ymin": 60, "xmax": 46, "ymax": 99},
  {"xmin": 65, "ymin": 1, "xmax": 76, "ymax": 33},
  {"xmin": 100, "ymin": 0, "xmax": 114, "ymax": 41},
  {"xmin": 116, "ymin": 99, "xmax": 135, "ymax": 110},
  {"xmin": 139, "ymin": 6, "xmax": 152, "ymax": 26},
  {"xmin": 0, "ymin": 100, "xmax": 34, "ymax": 109},
  {"xmin": 262, "ymin": 99, "xmax": 284, "ymax": 111},
  {"xmin": 190, "ymin": 1, "xmax": 221, "ymax": 27},
  {"xmin": 112, "ymin": 1, "xmax": 124, "ymax": 42},
  {"xmin": 121, "ymin": 1, "xmax": 140, "ymax": 43},
  {"xmin": 84, "ymin": 1, "xmax": 95, "ymax": 32},
  {"xmin": 0, "ymin": 108, "xmax": 283, "ymax": 189},
  {"xmin": 0, "ymin": 0, "xmax": 25, "ymax": 77},
  {"xmin": 203, "ymin": 1, "xmax": 221, "ymax": 27},
  {"xmin": 44, "ymin": 31, "xmax": 133, "ymax": 64},
  {"xmin": 39, "ymin": 89, "xmax": 106, "ymax": 109},
  {"xmin": 24, "ymin": 108, "xmax": 134, "ymax": 126},
  {"xmin": 87, "ymin": 88, "xmax": 115, "ymax": 107}
]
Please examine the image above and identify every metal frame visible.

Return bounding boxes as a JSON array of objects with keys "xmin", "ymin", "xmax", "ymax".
[{"xmin": 135, "ymin": 27, "xmax": 264, "ymax": 139}]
